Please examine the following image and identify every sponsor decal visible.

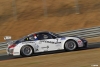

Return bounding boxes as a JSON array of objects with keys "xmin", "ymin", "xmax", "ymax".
[
  {"xmin": 37, "ymin": 45, "xmax": 39, "ymax": 48},
  {"xmin": 14, "ymin": 52, "xmax": 19, "ymax": 54},
  {"xmin": 78, "ymin": 40, "xmax": 82, "ymax": 45},
  {"xmin": 42, "ymin": 46, "xmax": 49, "ymax": 49},
  {"xmin": 36, "ymin": 49, "xmax": 39, "ymax": 51},
  {"xmin": 40, "ymin": 40, "xmax": 61, "ymax": 44},
  {"xmin": 61, "ymin": 37, "xmax": 66, "ymax": 40},
  {"xmin": 36, "ymin": 45, "xmax": 39, "ymax": 51},
  {"xmin": 24, "ymin": 41, "xmax": 34, "ymax": 43}
]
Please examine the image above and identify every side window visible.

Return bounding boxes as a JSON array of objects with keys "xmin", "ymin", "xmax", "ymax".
[
  {"xmin": 36, "ymin": 34, "xmax": 43, "ymax": 40},
  {"xmin": 37, "ymin": 33, "xmax": 52, "ymax": 40},
  {"xmin": 24, "ymin": 35, "xmax": 35, "ymax": 41},
  {"xmin": 29, "ymin": 36, "xmax": 35, "ymax": 40},
  {"xmin": 42, "ymin": 34, "xmax": 50, "ymax": 39}
]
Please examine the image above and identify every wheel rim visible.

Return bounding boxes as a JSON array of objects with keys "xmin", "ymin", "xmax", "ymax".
[
  {"xmin": 65, "ymin": 41, "xmax": 76, "ymax": 50},
  {"xmin": 22, "ymin": 46, "xmax": 32, "ymax": 56}
]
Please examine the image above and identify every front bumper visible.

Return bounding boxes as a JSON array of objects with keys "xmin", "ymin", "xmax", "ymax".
[{"xmin": 81, "ymin": 39, "xmax": 88, "ymax": 47}]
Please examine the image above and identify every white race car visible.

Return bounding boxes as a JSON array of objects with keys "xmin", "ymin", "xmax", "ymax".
[{"xmin": 7, "ymin": 31, "xmax": 87, "ymax": 57}]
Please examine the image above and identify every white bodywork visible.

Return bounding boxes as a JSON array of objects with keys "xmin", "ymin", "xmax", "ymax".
[
  {"xmin": 7, "ymin": 31, "xmax": 86, "ymax": 56},
  {"xmin": 7, "ymin": 37, "xmax": 83, "ymax": 56}
]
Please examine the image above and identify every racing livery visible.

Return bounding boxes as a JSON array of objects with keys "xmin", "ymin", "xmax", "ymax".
[{"xmin": 7, "ymin": 31, "xmax": 87, "ymax": 57}]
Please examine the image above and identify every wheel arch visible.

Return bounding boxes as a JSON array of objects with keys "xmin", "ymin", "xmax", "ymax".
[
  {"xmin": 26, "ymin": 45, "xmax": 34, "ymax": 52},
  {"xmin": 63, "ymin": 39, "xmax": 78, "ymax": 49},
  {"xmin": 20, "ymin": 44, "xmax": 35, "ymax": 56}
]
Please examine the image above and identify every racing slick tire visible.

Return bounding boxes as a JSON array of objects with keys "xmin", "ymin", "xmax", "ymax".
[
  {"xmin": 64, "ymin": 40, "xmax": 77, "ymax": 51},
  {"xmin": 20, "ymin": 45, "xmax": 34, "ymax": 57}
]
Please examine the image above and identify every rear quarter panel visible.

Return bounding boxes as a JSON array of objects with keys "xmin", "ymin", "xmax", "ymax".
[{"xmin": 13, "ymin": 41, "xmax": 36, "ymax": 56}]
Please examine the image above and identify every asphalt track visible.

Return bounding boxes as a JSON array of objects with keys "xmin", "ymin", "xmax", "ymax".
[{"xmin": 0, "ymin": 42, "xmax": 100, "ymax": 61}]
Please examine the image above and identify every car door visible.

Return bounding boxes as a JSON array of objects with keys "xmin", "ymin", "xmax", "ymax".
[
  {"xmin": 23, "ymin": 34, "xmax": 48, "ymax": 52},
  {"xmin": 34, "ymin": 33, "xmax": 49, "ymax": 52},
  {"xmin": 45, "ymin": 38, "xmax": 61, "ymax": 51},
  {"xmin": 36, "ymin": 32, "xmax": 61, "ymax": 51}
]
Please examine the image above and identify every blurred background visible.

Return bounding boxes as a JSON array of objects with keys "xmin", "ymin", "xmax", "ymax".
[{"xmin": 0, "ymin": 0, "xmax": 100, "ymax": 41}]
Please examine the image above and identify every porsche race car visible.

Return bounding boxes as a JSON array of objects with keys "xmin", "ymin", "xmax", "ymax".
[{"xmin": 7, "ymin": 31, "xmax": 87, "ymax": 57}]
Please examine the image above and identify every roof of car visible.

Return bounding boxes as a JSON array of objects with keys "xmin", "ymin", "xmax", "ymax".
[{"xmin": 27, "ymin": 31, "xmax": 51, "ymax": 36}]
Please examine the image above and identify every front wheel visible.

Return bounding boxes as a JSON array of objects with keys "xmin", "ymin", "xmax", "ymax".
[
  {"xmin": 20, "ymin": 45, "xmax": 33, "ymax": 57},
  {"xmin": 64, "ymin": 40, "xmax": 77, "ymax": 51}
]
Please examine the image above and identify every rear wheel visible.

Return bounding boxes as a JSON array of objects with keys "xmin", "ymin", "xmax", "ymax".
[
  {"xmin": 20, "ymin": 45, "xmax": 33, "ymax": 57},
  {"xmin": 64, "ymin": 40, "xmax": 77, "ymax": 51}
]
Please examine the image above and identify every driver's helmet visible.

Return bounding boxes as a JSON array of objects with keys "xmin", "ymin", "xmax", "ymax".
[{"xmin": 33, "ymin": 34, "xmax": 38, "ymax": 40}]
